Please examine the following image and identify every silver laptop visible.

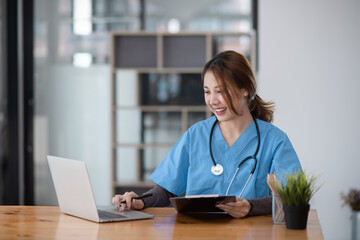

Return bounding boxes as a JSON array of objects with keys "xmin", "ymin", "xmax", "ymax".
[{"xmin": 47, "ymin": 155, "xmax": 154, "ymax": 223}]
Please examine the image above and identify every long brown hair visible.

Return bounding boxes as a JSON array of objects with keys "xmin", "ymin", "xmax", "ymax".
[{"xmin": 201, "ymin": 50, "xmax": 275, "ymax": 123}]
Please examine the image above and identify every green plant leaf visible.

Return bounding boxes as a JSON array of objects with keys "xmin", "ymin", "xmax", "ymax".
[{"xmin": 275, "ymin": 170, "xmax": 320, "ymax": 206}]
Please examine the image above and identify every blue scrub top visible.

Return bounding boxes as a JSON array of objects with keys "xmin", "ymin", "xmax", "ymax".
[{"xmin": 150, "ymin": 116, "xmax": 301, "ymax": 199}]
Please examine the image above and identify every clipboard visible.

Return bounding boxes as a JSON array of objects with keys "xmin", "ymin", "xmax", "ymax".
[{"xmin": 169, "ymin": 194, "xmax": 236, "ymax": 213}]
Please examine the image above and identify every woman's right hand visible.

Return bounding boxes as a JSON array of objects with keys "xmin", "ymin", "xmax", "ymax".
[{"xmin": 112, "ymin": 191, "xmax": 145, "ymax": 211}]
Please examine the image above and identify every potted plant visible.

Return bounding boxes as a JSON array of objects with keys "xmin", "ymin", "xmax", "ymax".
[
  {"xmin": 274, "ymin": 170, "xmax": 319, "ymax": 230},
  {"xmin": 341, "ymin": 189, "xmax": 360, "ymax": 240}
]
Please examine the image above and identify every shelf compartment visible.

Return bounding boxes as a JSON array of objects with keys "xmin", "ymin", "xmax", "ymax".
[
  {"xmin": 114, "ymin": 35, "xmax": 157, "ymax": 68},
  {"xmin": 115, "ymin": 145, "xmax": 172, "ymax": 183},
  {"xmin": 116, "ymin": 110, "xmax": 182, "ymax": 145},
  {"xmin": 140, "ymin": 73, "xmax": 204, "ymax": 106},
  {"xmin": 163, "ymin": 35, "xmax": 207, "ymax": 68},
  {"xmin": 115, "ymin": 147, "xmax": 138, "ymax": 183}
]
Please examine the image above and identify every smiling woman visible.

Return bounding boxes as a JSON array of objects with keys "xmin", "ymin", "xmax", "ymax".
[{"xmin": 113, "ymin": 51, "xmax": 302, "ymax": 219}]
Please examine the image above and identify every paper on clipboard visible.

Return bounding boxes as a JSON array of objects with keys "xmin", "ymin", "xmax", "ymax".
[{"xmin": 169, "ymin": 194, "xmax": 236, "ymax": 213}]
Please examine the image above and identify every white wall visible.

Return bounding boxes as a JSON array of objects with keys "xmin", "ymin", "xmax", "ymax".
[
  {"xmin": 34, "ymin": 65, "xmax": 111, "ymax": 206},
  {"xmin": 259, "ymin": 0, "xmax": 360, "ymax": 239}
]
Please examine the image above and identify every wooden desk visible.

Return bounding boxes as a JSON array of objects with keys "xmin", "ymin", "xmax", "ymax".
[{"xmin": 0, "ymin": 206, "xmax": 323, "ymax": 239}]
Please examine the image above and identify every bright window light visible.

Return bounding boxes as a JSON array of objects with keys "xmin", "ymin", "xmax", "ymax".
[
  {"xmin": 168, "ymin": 18, "xmax": 180, "ymax": 33},
  {"xmin": 73, "ymin": 53, "xmax": 92, "ymax": 68},
  {"xmin": 73, "ymin": 0, "xmax": 92, "ymax": 35}
]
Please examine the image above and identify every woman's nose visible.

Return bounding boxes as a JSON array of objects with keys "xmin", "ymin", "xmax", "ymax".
[{"xmin": 210, "ymin": 93, "xmax": 219, "ymax": 105}]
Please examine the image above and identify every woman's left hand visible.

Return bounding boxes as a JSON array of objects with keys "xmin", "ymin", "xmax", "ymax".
[{"xmin": 216, "ymin": 198, "xmax": 251, "ymax": 218}]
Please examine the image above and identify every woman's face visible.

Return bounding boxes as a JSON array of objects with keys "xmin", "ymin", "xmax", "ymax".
[{"xmin": 203, "ymin": 71, "xmax": 249, "ymax": 123}]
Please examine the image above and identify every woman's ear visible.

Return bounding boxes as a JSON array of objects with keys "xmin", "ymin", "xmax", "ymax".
[{"xmin": 243, "ymin": 89, "xmax": 249, "ymax": 97}]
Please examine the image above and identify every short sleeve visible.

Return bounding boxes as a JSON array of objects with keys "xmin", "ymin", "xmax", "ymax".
[
  {"xmin": 150, "ymin": 130, "xmax": 190, "ymax": 196},
  {"xmin": 269, "ymin": 132, "xmax": 302, "ymax": 183}
]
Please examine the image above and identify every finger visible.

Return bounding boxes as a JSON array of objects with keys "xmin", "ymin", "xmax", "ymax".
[
  {"xmin": 216, "ymin": 203, "xmax": 247, "ymax": 218},
  {"xmin": 216, "ymin": 204, "xmax": 235, "ymax": 216},
  {"xmin": 119, "ymin": 202, "xmax": 126, "ymax": 212},
  {"xmin": 117, "ymin": 191, "xmax": 139, "ymax": 211},
  {"xmin": 224, "ymin": 201, "xmax": 244, "ymax": 207},
  {"xmin": 216, "ymin": 206, "xmax": 227, "ymax": 214},
  {"xmin": 215, "ymin": 203, "xmax": 229, "ymax": 212},
  {"xmin": 124, "ymin": 191, "xmax": 138, "ymax": 209},
  {"xmin": 112, "ymin": 192, "xmax": 136, "ymax": 211},
  {"xmin": 223, "ymin": 198, "xmax": 248, "ymax": 208},
  {"xmin": 130, "ymin": 199, "xmax": 145, "ymax": 210},
  {"xmin": 119, "ymin": 195, "xmax": 129, "ymax": 212},
  {"xmin": 112, "ymin": 195, "xmax": 123, "ymax": 207},
  {"xmin": 112, "ymin": 195, "xmax": 122, "ymax": 206},
  {"xmin": 216, "ymin": 204, "xmax": 231, "ymax": 210}
]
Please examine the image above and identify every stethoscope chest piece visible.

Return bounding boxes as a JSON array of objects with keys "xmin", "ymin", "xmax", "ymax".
[{"xmin": 211, "ymin": 164, "xmax": 224, "ymax": 176}]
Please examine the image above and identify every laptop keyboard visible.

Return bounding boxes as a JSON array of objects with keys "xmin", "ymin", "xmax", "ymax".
[{"xmin": 97, "ymin": 210, "xmax": 126, "ymax": 220}]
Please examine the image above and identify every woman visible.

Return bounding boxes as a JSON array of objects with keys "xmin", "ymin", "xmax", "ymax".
[{"xmin": 112, "ymin": 51, "xmax": 301, "ymax": 218}]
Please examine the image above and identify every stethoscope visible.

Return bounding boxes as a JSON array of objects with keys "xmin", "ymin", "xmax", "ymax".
[{"xmin": 209, "ymin": 115, "xmax": 260, "ymax": 197}]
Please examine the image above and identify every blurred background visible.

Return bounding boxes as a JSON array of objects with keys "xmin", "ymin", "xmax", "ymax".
[{"xmin": 1, "ymin": 0, "xmax": 360, "ymax": 239}]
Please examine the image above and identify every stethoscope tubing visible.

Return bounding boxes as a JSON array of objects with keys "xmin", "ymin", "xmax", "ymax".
[{"xmin": 209, "ymin": 116, "xmax": 260, "ymax": 197}]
